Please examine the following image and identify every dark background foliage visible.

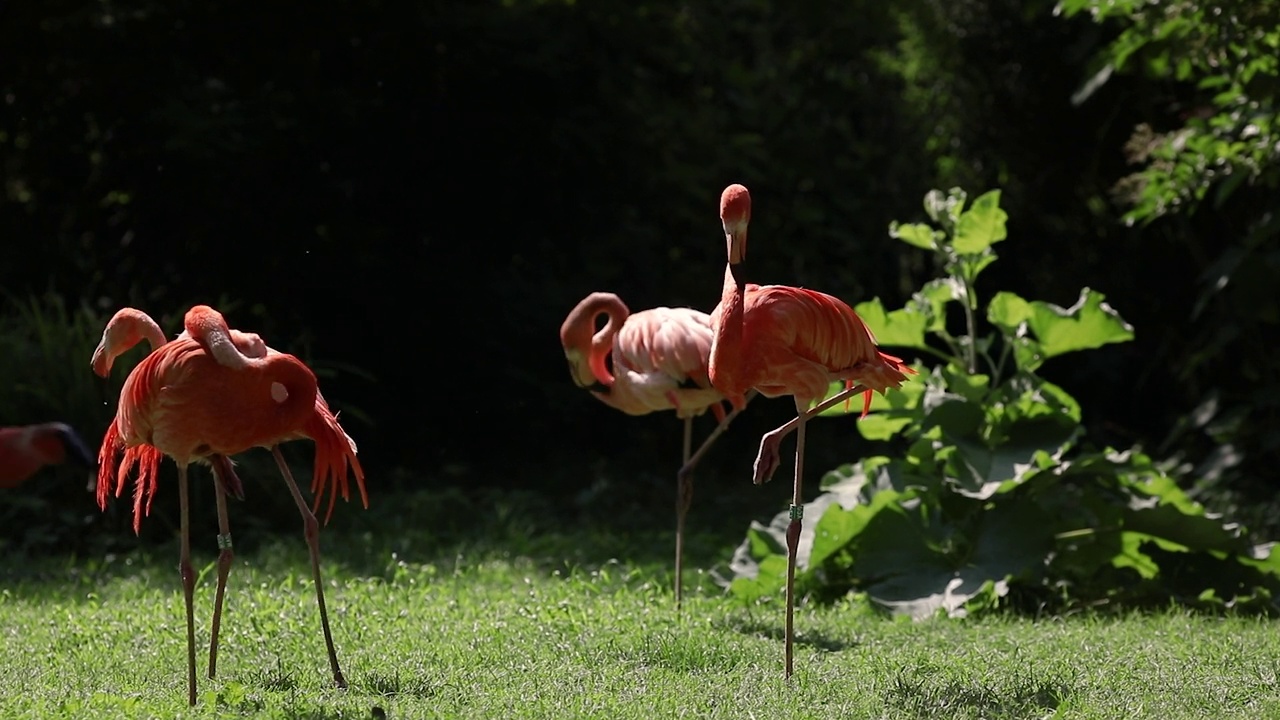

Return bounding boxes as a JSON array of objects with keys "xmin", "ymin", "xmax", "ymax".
[{"xmin": 2, "ymin": 0, "xmax": 1275, "ymax": 551}]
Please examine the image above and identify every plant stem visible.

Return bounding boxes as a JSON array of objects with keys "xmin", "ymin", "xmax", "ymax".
[{"xmin": 961, "ymin": 272, "xmax": 978, "ymax": 374}]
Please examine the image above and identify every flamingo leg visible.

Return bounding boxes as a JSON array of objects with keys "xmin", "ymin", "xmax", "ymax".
[
  {"xmin": 271, "ymin": 446, "xmax": 348, "ymax": 690},
  {"xmin": 208, "ymin": 458, "xmax": 236, "ymax": 680},
  {"xmin": 675, "ymin": 389, "xmax": 757, "ymax": 485},
  {"xmin": 672, "ymin": 389, "xmax": 758, "ymax": 611},
  {"xmin": 752, "ymin": 385, "xmax": 869, "ymax": 486},
  {"xmin": 675, "ymin": 415, "xmax": 694, "ymax": 611},
  {"xmin": 177, "ymin": 463, "xmax": 198, "ymax": 706},
  {"xmin": 784, "ymin": 398, "xmax": 810, "ymax": 681}
]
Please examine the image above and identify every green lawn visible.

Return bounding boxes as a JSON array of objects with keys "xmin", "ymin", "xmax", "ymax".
[{"xmin": 2, "ymin": 488, "xmax": 1279, "ymax": 719}]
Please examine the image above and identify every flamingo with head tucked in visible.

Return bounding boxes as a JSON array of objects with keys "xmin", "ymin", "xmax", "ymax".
[
  {"xmin": 94, "ymin": 304, "xmax": 366, "ymax": 705},
  {"xmin": 561, "ymin": 292, "xmax": 756, "ymax": 609}
]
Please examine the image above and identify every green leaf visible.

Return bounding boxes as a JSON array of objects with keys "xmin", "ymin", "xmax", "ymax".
[
  {"xmin": 988, "ymin": 291, "xmax": 1046, "ymax": 371},
  {"xmin": 909, "ymin": 278, "xmax": 962, "ymax": 334},
  {"xmin": 938, "ymin": 366, "xmax": 990, "ymax": 403},
  {"xmin": 994, "ymin": 374, "xmax": 1083, "ymax": 429},
  {"xmin": 1027, "ymin": 287, "xmax": 1135, "ymax": 358},
  {"xmin": 851, "ymin": 493, "xmax": 1055, "ymax": 619},
  {"xmin": 945, "ymin": 422, "xmax": 1079, "ymax": 500},
  {"xmin": 808, "ymin": 487, "xmax": 908, "ymax": 571},
  {"xmin": 987, "ymin": 291, "xmax": 1034, "ymax": 331},
  {"xmin": 853, "ymin": 297, "xmax": 930, "ymax": 349},
  {"xmin": 889, "ymin": 222, "xmax": 940, "ymax": 250},
  {"xmin": 727, "ymin": 554, "xmax": 787, "ymax": 603},
  {"xmin": 924, "ymin": 188, "xmax": 967, "ymax": 227},
  {"xmin": 1119, "ymin": 472, "xmax": 1253, "ymax": 555},
  {"xmin": 951, "ymin": 190, "xmax": 1008, "ymax": 254}
]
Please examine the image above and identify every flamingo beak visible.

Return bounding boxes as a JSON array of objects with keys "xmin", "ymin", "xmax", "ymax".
[
  {"xmin": 726, "ymin": 224, "xmax": 747, "ymax": 264},
  {"xmin": 567, "ymin": 358, "xmax": 590, "ymax": 388},
  {"xmin": 54, "ymin": 424, "xmax": 96, "ymax": 469},
  {"xmin": 565, "ymin": 350, "xmax": 598, "ymax": 389}
]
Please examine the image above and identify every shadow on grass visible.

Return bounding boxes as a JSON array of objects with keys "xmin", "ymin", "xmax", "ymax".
[
  {"xmin": 717, "ymin": 614, "xmax": 859, "ymax": 653},
  {"xmin": 884, "ymin": 663, "xmax": 1075, "ymax": 720},
  {"xmin": 1, "ymin": 458, "xmax": 793, "ymax": 604}
]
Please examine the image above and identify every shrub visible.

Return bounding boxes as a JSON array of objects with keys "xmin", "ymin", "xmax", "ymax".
[{"xmin": 724, "ymin": 188, "xmax": 1280, "ymax": 618}]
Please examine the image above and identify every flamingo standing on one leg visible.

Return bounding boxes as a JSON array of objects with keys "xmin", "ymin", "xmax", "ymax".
[
  {"xmin": 710, "ymin": 184, "xmax": 916, "ymax": 679},
  {"xmin": 561, "ymin": 292, "xmax": 756, "ymax": 609},
  {"xmin": 95, "ymin": 304, "xmax": 366, "ymax": 705},
  {"xmin": 0, "ymin": 423, "xmax": 95, "ymax": 489}
]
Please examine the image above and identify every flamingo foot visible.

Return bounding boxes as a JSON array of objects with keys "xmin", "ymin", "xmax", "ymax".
[{"xmin": 753, "ymin": 429, "xmax": 785, "ymax": 486}]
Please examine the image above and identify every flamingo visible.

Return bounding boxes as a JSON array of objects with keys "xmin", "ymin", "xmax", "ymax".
[
  {"xmin": 0, "ymin": 422, "xmax": 95, "ymax": 489},
  {"xmin": 94, "ymin": 304, "xmax": 366, "ymax": 705},
  {"xmin": 91, "ymin": 307, "xmax": 277, "ymax": 504},
  {"xmin": 90, "ymin": 306, "xmax": 357, "ymax": 684},
  {"xmin": 711, "ymin": 184, "xmax": 916, "ymax": 678},
  {"xmin": 560, "ymin": 292, "xmax": 756, "ymax": 608}
]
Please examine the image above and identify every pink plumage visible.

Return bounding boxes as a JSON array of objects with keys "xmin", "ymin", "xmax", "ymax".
[
  {"xmin": 560, "ymin": 290, "xmax": 754, "ymax": 609},
  {"xmin": 560, "ymin": 292, "xmax": 728, "ymax": 421}
]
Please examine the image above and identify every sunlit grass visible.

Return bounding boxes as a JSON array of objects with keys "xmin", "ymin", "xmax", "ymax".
[{"xmin": 2, "ymin": 488, "xmax": 1279, "ymax": 719}]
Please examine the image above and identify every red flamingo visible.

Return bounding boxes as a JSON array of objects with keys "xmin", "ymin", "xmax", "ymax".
[
  {"xmin": 0, "ymin": 422, "xmax": 95, "ymax": 489},
  {"xmin": 711, "ymin": 184, "xmax": 916, "ymax": 678},
  {"xmin": 561, "ymin": 292, "xmax": 755, "ymax": 608},
  {"xmin": 94, "ymin": 304, "xmax": 366, "ymax": 705},
  {"xmin": 91, "ymin": 305, "xmax": 354, "ymax": 684}
]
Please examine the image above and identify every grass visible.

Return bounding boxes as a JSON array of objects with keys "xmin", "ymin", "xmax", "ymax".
[{"xmin": 2, "ymin": 486, "xmax": 1280, "ymax": 719}]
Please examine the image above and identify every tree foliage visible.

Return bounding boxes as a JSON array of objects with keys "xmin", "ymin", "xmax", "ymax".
[{"xmin": 1059, "ymin": 0, "xmax": 1280, "ymax": 529}]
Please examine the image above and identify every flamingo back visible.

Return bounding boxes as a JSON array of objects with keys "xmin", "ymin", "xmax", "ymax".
[
  {"xmin": 116, "ymin": 340, "xmax": 319, "ymax": 462},
  {"xmin": 731, "ymin": 284, "xmax": 915, "ymax": 406},
  {"xmin": 600, "ymin": 306, "xmax": 726, "ymax": 418}
]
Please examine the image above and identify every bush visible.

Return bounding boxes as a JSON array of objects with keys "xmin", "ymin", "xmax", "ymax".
[{"xmin": 724, "ymin": 188, "xmax": 1280, "ymax": 618}]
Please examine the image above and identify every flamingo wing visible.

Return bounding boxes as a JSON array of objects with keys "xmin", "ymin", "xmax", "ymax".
[{"xmin": 741, "ymin": 285, "xmax": 914, "ymax": 406}]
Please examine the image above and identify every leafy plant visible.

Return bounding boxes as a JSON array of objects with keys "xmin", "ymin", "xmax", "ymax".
[{"xmin": 725, "ymin": 188, "xmax": 1280, "ymax": 619}]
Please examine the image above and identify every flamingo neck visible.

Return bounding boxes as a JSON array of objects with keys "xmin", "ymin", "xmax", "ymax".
[
  {"xmin": 136, "ymin": 316, "xmax": 168, "ymax": 352},
  {"xmin": 710, "ymin": 263, "xmax": 748, "ymax": 396},
  {"xmin": 184, "ymin": 306, "xmax": 263, "ymax": 371},
  {"xmin": 91, "ymin": 309, "xmax": 170, "ymax": 377},
  {"xmin": 572, "ymin": 293, "xmax": 627, "ymax": 386}
]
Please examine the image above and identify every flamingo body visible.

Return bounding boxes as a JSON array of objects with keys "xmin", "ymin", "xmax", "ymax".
[
  {"xmin": 710, "ymin": 281, "xmax": 912, "ymax": 412},
  {"xmin": 561, "ymin": 292, "xmax": 728, "ymax": 421}
]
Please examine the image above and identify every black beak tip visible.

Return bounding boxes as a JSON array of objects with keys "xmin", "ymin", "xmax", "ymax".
[{"xmin": 56, "ymin": 425, "xmax": 96, "ymax": 469}]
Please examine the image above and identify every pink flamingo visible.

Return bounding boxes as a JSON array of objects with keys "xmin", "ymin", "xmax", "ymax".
[
  {"xmin": 561, "ymin": 291, "xmax": 756, "ymax": 608},
  {"xmin": 710, "ymin": 184, "xmax": 916, "ymax": 678}
]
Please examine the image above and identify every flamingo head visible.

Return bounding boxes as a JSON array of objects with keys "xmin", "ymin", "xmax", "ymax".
[
  {"xmin": 91, "ymin": 308, "xmax": 168, "ymax": 378},
  {"xmin": 720, "ymin": 184, "xmax": 751, "ymax": 264},
  {"xmin": 25, "ymin": 422, "xmax": 95, "ymax": 468},
  {"xmin": 559, "ymin": 293, "xmax": 623, "ymax": 390}
]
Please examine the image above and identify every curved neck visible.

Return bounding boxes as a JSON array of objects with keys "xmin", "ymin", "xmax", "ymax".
[
  {"xmin": 135, "ymin": 315, "xmax": 168, "ymax": 352},
  {"xmin": 565, "ymin": 293, "xmax": 629, "ymax": 386},
  {"xmin": 184, "ymin": 305, "xmax": 263, "ymax": 371},
  {"xmin": 91, "ymin": 308, "xmax": 169, "ymax": 377}
]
